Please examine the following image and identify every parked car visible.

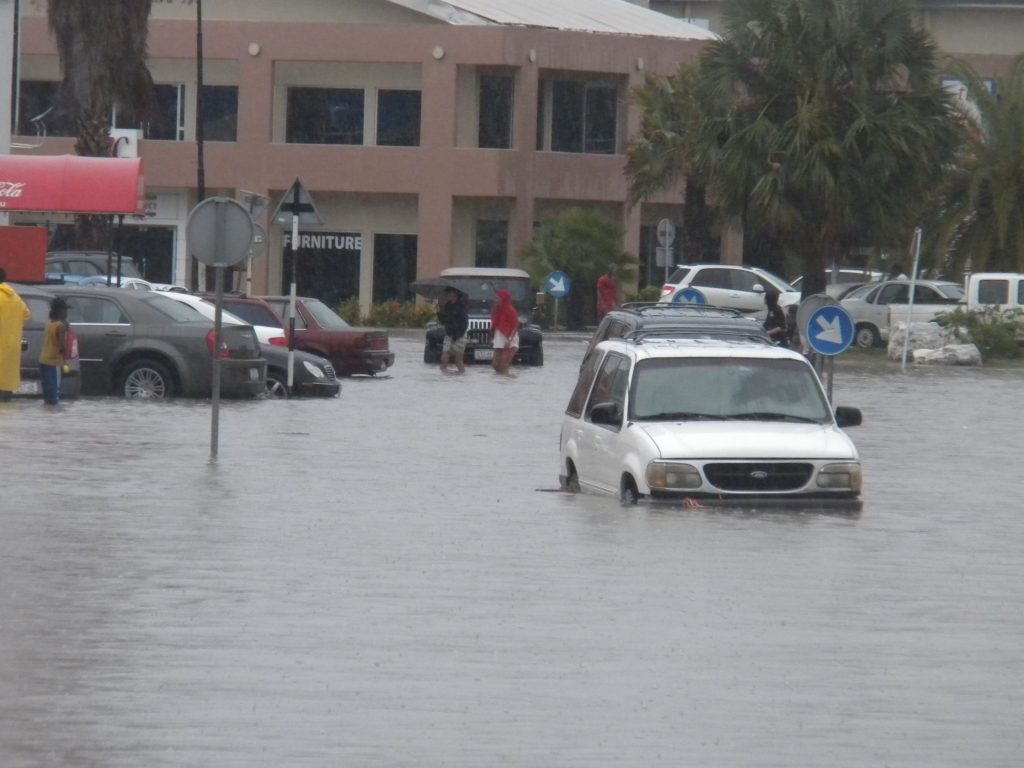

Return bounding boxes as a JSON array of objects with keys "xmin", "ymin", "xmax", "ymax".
[
  {"xmin": 160, "ymin": 292, "xmax": 339, "ymax": 398},
  {"xmin": 46, "ymin": 251, "xmax": 144, "ymax": 280},
  {"xmin": 12, "ymin": 283, "xmax": 81, "ymax": 399},
  {"xmin": 659, "ymin": 264, "xmax": 800, "ymax": 312},
  {"xmin": 259, "ymin": 295, "xmax": 395, "ymax": 376},
  {"xmin": 790, "ymin": 268, "xmax": 884, "ymax": 298},
  {"xmin": 421, "ymin": 267, "xmax": 544, "ymax": 366},
  {"xmin": 48, "ymin": 285, "xmax": 266, "ymax": 399},
  {"xmin": 840, "ymin": 279, "xmax": 965, "ymax": 348},
  {"xmin": 582, "ymin": 302, "xmax": 772, "ymax": 368},
  {"xmin": 59, "ymin": 274, "xmax": 156, "ymax": 291},
  {"xmin": 560, "ymin": 336, "xmax": 863, "ymax": 505},
  {"xmin": 207, "ymin": 294, "xmax": 289, "ymax": 345}
]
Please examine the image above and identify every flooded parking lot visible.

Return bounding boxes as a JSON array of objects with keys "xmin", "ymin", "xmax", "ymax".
[{"xmin": 1, "ymin": 335, "xmax": 1022, "ymax": 767}]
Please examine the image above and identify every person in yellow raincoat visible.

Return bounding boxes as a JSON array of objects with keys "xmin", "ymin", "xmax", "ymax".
[{"xmin": 0, "ymin": 267, "xmax": 31, "ymax": 402}]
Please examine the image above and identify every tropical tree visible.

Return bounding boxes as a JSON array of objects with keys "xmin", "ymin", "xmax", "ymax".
[
  {"xmin": 519, "ymin": 208, "xmax": 637, "ymax": 328},
  {"xmin": 927, "ymin": 55, "xmax": 1024, "ymax": 274},
  {"xmin": 627, "ymin": 0, "xmax": 964, "ymax": 297},
  {"xmin": 48, "ymin": 0, "xmax": 153, "ymax": 247}
]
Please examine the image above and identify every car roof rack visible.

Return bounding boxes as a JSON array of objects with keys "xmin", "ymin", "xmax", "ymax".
[
  {"xmin": 625, "ymin": 327, "xmax": 773, "ymax": 344},
  {"xmin": 618, "ymin": 301, "xmax": 745, "ymax": 316}
]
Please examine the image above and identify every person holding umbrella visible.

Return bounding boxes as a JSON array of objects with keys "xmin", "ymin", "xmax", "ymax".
[{"xmin": 437, "ymin": 286, "xmax": 469, "ymax": 374}]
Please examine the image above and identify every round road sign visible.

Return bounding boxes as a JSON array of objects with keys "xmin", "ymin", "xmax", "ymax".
[
  {"xmin": 672, "ymin": 287, "xmax": 707, "ymax": 305},
  {"xmin": 187, "ymin": 197, "xmax": 255, "ymax": 268},
  {"xmin": 805, "ymin": 304, "xmax": 855, "ymax": 356}
]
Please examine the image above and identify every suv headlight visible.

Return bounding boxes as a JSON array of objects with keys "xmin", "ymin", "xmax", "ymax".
[
  {"xmin": 302, "ymin": 360, "xmax": 326, "ymax": 379},
  {"xmin": 816, "ymin": 463, "xmax": 862, "ymax": 491},
  {"xmin": 646, "ymin": 461, "xmax": 702, "ymax": 490}
]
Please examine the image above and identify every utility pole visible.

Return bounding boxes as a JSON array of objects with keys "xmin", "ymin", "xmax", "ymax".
[{"xmin": 192, "ymin": 0, "xmax": 206, "ymax": 290}]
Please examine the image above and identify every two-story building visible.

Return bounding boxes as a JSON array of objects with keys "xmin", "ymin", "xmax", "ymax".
[{"xmin": 11, "ymin": 0, "xmax": 715, "ymax": 308}]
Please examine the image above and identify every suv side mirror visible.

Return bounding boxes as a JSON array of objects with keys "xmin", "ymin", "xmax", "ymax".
[
  {"xmin": 589, "ymin": 401, "xmax": 622, "ymax": 426},
  {"xmin": 835, "ymin": 406, "xmax": 862, "ymax": 427},
  {"xmin": 752, "ymin": 283, "xmax": 766, "ymax": 294}
]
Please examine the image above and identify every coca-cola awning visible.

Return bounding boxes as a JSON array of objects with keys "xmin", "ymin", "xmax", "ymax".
[{"xmin": 0, "ymin": 154, "xmax": 144, "ymax": 215}]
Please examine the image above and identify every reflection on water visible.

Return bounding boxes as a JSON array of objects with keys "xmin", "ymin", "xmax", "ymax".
[{"xmin": 1, "ymin": 340, "xmax": 1021, "ymax": 767}]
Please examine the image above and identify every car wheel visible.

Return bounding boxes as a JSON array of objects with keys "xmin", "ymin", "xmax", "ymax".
[
  {"xmin": 620, "ymin": 476, "xmax": 641, "ymax": 505},
  {"xmin": 854, "ymin": 323, "xmax": 880, "ymax": 348},
  {"xmin": 121, "ymin": 359, "xmax": 174, "ymax": 399},
  {"xmin": 265, "ymin": 372, "xmax": 290, "ymax": 399},
  {"xmin": 424, "ymin": 344, "xmax": 442, "ymax": 364},
  {"xmin": 562, "ymin": 463, "xmax": 580, "ymax": 492}
]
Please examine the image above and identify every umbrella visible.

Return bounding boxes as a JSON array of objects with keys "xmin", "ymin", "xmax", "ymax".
[{"xmin": 410, "ymin": 277, "xmax": 465, "ymax": 301}]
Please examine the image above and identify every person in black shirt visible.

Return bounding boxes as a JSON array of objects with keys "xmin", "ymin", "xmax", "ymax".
[
  {"xmin": 763, "ymin": 288, "xmax": 788, "ymax": 348},
  {"xmin": 437, "ymin": 287, "xmax": 469, "ymax": 374}
]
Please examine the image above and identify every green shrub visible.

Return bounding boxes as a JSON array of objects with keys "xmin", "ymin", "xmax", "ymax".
[
  {"xmin": 626, "ymin": 286, "xmax": 663, "ymax": 303},
  {"xmin": 935, "ymin": 306, "xmax": 1023, "ymax": 359},
  {"xmin": 337, "ymin": 299, "xmax": 438, "ymax": 328}
]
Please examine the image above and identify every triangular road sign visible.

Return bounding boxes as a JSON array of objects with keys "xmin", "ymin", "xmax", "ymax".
[{"xmin": 272, "ymin": 178, "xmax": 325, "ymax": 227}]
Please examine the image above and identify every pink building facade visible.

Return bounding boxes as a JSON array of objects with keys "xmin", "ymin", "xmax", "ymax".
[{"xmin": 12, "ymin": 1, "xmax": 715, "ymax": 309}]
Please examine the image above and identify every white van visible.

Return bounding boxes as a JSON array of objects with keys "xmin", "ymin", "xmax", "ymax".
[{"xmin": 965, "ymin": 273, "xmax": 1024, "ymax": 311}]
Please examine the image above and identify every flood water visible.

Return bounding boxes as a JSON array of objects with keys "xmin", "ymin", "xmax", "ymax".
[{"xmin": 1, "ymin": 335, "xmax": 1021, "ymax": 767}]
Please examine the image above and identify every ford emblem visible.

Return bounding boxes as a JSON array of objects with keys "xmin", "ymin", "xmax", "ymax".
[{"xmin": 750, "ymin": 470, "xmax": 769, "ymax": 481}]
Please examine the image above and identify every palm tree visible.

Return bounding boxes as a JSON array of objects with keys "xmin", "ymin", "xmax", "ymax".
[
  {"xmin": 628, "ymin": 0, "xmax": 963, "ymax": 297},
  {"xmin": 928, "ymin": 55, "xmax": 1024, "ymax": 275},
  {"xmin": 48, "ymin": 0, "xmax": 153, "ymax": 246}
]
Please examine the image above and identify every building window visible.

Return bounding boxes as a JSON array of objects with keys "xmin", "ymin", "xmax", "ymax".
[
  {"xmin": 376, "ymin": 90, "xmax": 421, "ymax": 147},
  {"xmin": 286, "ymin": 87, "xmax": 364, "ymax": 144},
  {"xmin": 475, "ymin": 220, "xmax": 508, "ymax": 268},
  {"xmin": 540, "ymin": 79, "xmax": 619, "ymax": 154},
  {"xmin": 113, "ymin": 83, "xmax": 185, "ymax": 141},
  {"xmin": 478, "ymin": 74, "xmax": 514, "ymax": 149},
  {"xmin": 373, "ymin": 234, "xmax": 418, "ymax": 302},
  {"xmin": 201, "ymin": 85, "xmax": 238, "ymax": 142},
  {"xmin": 16, "ymin": 80, "xmax": 75, "ymax": 137}
]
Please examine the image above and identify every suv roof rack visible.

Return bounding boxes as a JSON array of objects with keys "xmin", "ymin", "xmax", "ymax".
[
  {"xmin": 618, "ymin": 301, "xmax": 745, "ymax": 316},
  {"xmin": 626, "ymin": 327, "xmax": 773, "ymax": 344}
]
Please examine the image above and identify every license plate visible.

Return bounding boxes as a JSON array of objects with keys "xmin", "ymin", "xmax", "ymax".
[
  {"xmin": 16, "ymin": 380, "xmax": 40, "ymax": 395},
  {"xmin": 474, "ymin": 348, "xmax": 494, "ymax": 362},
  {"xmin": 249, "ymin": 367, "xmax": 260, "ymax": 381}
]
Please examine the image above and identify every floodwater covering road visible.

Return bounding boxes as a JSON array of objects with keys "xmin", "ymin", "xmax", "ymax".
[{"xmin": 1, "ymin": 334, "xmax": 1021, "ymax": 767}]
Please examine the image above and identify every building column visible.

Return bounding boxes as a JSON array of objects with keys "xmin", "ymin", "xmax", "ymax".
[
  {"xmin": 417, "ymin": 49, "xmax": 458, "ymax": 277},
  {"xmin": 508, "ymin": 56, "xmax": 540, "ymax": 265}
]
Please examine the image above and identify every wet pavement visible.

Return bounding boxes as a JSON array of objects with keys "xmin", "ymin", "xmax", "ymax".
[{"xmin": 1, "ymin": 335, "xmax": 1022, "ymax": 767}]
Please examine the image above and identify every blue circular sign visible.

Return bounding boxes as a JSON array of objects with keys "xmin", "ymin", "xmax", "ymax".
[
  {"xmin": 806, "ymin": 305, "xmax": 855, "ymax": 356},
  {"xmin": 545, "ymin": 271, "xmax": 571, "ymax": 298},
  {"xmin": 672, "ymin": 287, "xmax": 707, "ymax": 305}
]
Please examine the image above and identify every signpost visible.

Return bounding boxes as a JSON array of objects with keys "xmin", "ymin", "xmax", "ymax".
[
  {"xmin": 672, "ymin": 287, "xmax": 706, "ymax": 305},
  {"xmin": 802, "ymin": 300, "xmax": 855, "ymax": 402},
  {"xmin": 186, "ymin": 197, "xmax": 255, "ymax": 459},
  {"xmin": 544, "ymin": 270, "xmax": 571, "ymax": 330},
  {"xmin": 272, "ymin": 179, "xmax": 324, "ymax": 388},
  {"xmin": 656, "ymin": 218, "xmax": 676, "ymax": 282}
]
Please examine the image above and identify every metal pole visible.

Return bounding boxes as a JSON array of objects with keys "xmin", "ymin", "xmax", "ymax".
[
  {"xmin": 287, "ymin": 185, "xmax": 300, "ymax": 389},
  {"xmin": 826, "ymin": 355, "xmax": 835, "ymax": 404},
  {"xmin": 900, "ymin": 227, "xmax": 923, "ymax": 371},
  {"xmin": 210, "ymin": 202, "xmax": 225, "ymax": 461}
]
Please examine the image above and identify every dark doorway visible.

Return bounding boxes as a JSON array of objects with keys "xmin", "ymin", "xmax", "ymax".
[
  {"xmin": 373, "ymin": 234, "xmax": 418, "ymax": 302},
  {"xmin": 281, "ymin": 231, "xmax": 362, "ymax": 310}
]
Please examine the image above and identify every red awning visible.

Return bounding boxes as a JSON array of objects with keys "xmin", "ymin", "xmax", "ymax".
[{"xmin": 0, "ymin": 154, "xmax": 144, "ymax": 215}]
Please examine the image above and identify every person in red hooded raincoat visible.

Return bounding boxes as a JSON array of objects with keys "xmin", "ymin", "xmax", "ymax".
[
  {"xmin": 490, "ymin": 289, "xmax": 520, "ymax": 375},
  {"xmin": 0, "ymin": 267, "xmax": 31, "ymax": 402}
]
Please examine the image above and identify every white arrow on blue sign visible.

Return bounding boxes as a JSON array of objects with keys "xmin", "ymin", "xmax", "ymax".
[
  {"xmin": 672, "ymin": 287, "xmax": 707, "ymax": 305},
  {"xmin": 806, "ymin": 305, "xmax": 855, "ymax": 356},
  {"xmin": 545, "ymin": 271, "xmax": 571, "ymax": 298}
]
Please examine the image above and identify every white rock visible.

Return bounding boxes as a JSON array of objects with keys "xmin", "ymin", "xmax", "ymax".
[
  {"xmin": 887, "ymin": 321, "xmax": 956, "ymax": 360},
  {"xmin": 912, "ymin": 344, "xmax": 982, "ymax": 365}
]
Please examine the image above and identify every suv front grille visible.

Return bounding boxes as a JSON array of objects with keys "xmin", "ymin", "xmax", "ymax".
[
  {"xmin": 704, "ymin": 462, "xmax": 814, "ymax": 492},
  {"xmin": 467, "ymin": 318, "xmax": 491, "ymax": 345}
]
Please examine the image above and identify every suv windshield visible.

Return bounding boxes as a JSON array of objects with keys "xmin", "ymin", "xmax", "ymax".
[
  {"xmin": 444, "ymin": 277, "xmax": 532, "ymax": 307},
  {"xmin": 630, "ymin": 357, "xmax": 832, "ymax": 423}
]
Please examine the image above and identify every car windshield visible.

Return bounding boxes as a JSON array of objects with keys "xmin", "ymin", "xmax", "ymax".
[
  {"xmin": 143, "ymin": 294, "xmax": 212, "ymax": 323},
  {"xmin": 444, "ymin": 277, "xmax": 533, "ymax": 306},
  {"xmin": 303, "ymin": 299, "xmax": 351, "ymax": 329},
  {"xmin": 751, "ymin": 267, "xmax": 797, "ymax": 292},
  {"xmin": 630, "ymin": 357, "xmax": 833, "ymax": 424},
  {"xmin": 666, "ymin": 267, "xmax": 691, "ymax": 284},
  {"xmin": 936, "ymin": 283, "xmax": 965, "ymax": 299},
  {"xmin": 841, "ymin": 283, "xmax": 877, "ymax": 300}
]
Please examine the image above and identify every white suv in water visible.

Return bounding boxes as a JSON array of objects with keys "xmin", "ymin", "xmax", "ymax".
[{"xmin": 559, "ymin": 337, "xmax": 863, "ymax": 505}]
